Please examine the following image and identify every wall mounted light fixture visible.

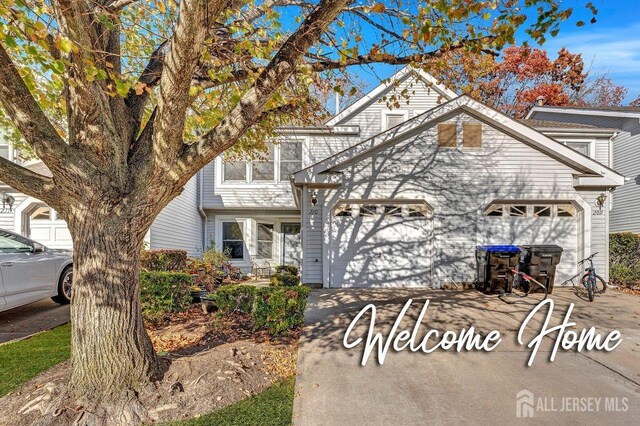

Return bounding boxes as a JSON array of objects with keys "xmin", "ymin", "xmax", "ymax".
[
  {"xmin": 311, "ymin": 191, "xmax": 318, "ymax": 206},
  {"xmin": 596, "ymin": 192, "xmax": 607, "ymax": 210}
]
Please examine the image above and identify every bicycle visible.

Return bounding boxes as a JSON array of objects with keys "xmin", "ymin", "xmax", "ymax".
[
  {"xmin": 498, "ymin": 269, "xmax": 548, "ymax": 304},
  {"xmin": 561, "ymin": 252, "xmax": 607, "ymax": 302}
]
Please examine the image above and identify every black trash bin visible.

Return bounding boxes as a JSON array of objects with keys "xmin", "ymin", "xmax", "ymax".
[
  {"xmin": 517, "ymin": 245, "xmax": 563, "ymax": 294},
  {"xmin": 476, "ymin": 245, "xmax": 521, "ymax": 294}
]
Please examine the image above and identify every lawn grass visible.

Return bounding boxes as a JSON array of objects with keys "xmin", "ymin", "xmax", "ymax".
[
  {"xmin": 171, "ymin": 376, "xmax": 296, "ymax": 426},
  {"xmin": 0, "ymin": 323, "xmax": 71, "ymax": 397}
]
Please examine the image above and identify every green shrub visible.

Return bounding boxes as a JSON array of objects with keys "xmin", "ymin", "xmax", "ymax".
[
  {"xmin": 275, "ymin": 265, "xmax": 299, "ymax": 276},
  {"xmin": 269, "ymin": 273, "xmax": 300, "ymax": 287},
  {"xmin": 140, "ymin": 271, "xmax": 193, "ymax": 321},
  {"xmin": 140, "ymin": 249, "xmax": 188, "ymax": 272},
  {"xmin": 609, "ymin": 233, "xmax": 640, "ymax": 287},
  {"xmin": 212, "ymin": 285, "xmax": 256, "ymax": 314},
  {"xmin": 203, "ymin": 246, "xmax": 231, "ymax": 270},
  {"xmin": 252, "ymin": 286, "xmax": 311, "ymax": 335}
]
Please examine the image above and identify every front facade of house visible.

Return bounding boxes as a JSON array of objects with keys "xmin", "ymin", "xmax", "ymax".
[
  {"xmin": 0, "ymin": 67, "xmax": 625, "ymax": 288},
  {"xmin": 527, "ymin": 105, "xmax": 640, "ymax": 234}
]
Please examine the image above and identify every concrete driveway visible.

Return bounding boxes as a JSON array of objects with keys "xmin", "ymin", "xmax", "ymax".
[
  {"xmin": 0, "ymin": 300, "xmax": 69, "ymax": 344},
  {"xmin": 293, "ymin": 288, "xmax": 640, "ymax": 425}
]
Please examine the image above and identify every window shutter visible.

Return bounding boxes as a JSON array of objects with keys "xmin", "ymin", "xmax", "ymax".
[
  {"xmin": 437, "ymin": 123, "xmax": 457, "ymax": 147},
  {"xmin": 463, "ymin": 123, "xmax": 482, "ymax": 148}
]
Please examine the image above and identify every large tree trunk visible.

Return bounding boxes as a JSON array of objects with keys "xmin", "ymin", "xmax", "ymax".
[{"xmin": 67, "ymin": 204, "xmax": 158, "ymax": 411}]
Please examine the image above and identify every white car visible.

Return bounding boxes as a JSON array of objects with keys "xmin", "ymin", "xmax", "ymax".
[{"xmin": 0, "ymin": 229, "xmax": 73, "ymax": 312}]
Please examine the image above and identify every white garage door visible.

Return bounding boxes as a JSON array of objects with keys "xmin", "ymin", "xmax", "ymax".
[
  {"xmin": 480, "ymin": 203, "xmax": 580, "ymax": 283},
  {"xmin": 26, "ymin": 205, "xmax": 72, "ymax": 249},
  {"xmin": 330, "ymin": 203, "xmax": 432, "ymax": 288}
]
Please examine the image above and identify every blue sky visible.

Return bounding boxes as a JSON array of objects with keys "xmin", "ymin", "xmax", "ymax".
[{"xmin": 355, "ymin": 0, "xmax": 640, "ymax": 103}]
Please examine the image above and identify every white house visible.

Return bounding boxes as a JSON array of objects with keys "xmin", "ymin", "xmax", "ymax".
[
  {"xmin": 527, "ymin": 105, "xmax": 640, "ymax": 234},
  {"xmin": 0, "ymin": 67, "xmax": 626, "ymax": 288}
]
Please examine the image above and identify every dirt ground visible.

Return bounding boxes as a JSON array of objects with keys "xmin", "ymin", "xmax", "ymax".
[{"xmin": 0, "ymin": 308, "xmax": 299, "ymax": 425}]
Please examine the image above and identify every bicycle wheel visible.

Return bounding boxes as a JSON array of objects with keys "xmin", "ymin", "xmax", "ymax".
[
  {"xmin": 587, "ymin": 280, "xmax": 595, "ymax": 302},
  {"xmin": 581, "ymin": 273, "xmax": 606, "ymax": 294}
]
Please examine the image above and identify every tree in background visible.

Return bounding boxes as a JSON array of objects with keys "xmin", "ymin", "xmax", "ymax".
[
  {"xmin": 0, "ymin": 0, "xmax": 594, "ymax": 422},
  {"xmin": 430, "ymin": 45, "xmax": 629, "ymax": 117}
]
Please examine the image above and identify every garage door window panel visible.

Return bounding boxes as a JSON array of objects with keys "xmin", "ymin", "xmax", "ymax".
[
  {"xmin": 557, "ymin": 205, "xmax": 576, "ymax": 217},
  {"xmin": 30, "ymin": 206, "xmax": 52, "ymax": 221},
  {"xmin": 533, "ymin": 205, "xmax": 551, "ymax": 218},
  {"xmin": 509, "ymin": 205, "xmax": 528, "ymax": 217}
]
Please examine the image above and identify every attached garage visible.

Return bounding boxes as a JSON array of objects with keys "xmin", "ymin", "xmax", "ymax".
[
  {"xmin": 329, "ymin": 201, "xmax": 432, "ymax": 287},
  {"xmin": 14, "ymin": 199, "xmax": 73, "ymax": 249},
  {"xmin": 479, "ymin": 201, "xmax": 581, "ymax": 283}
]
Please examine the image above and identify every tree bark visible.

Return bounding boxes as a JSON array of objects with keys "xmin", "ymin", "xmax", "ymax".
[{"xmin": 67, "ymin": 204, "xmax": 158, "ymax": 406}]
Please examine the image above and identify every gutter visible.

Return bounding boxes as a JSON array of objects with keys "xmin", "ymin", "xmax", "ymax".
[{"xmin": 197, "ymin": 169, "xmax": 207, "ymax": 254}]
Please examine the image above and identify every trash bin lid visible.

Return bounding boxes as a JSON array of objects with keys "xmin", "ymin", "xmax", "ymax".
[
  {"xmin": 478, "ymin": 245, "xmax": 521, "ymax": 253},
  {"xmin": 518, "ymin": 244, "xmax": 563, "ymax": 253}
]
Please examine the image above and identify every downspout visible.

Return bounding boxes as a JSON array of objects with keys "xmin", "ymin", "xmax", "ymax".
[{"xmin": 197, "ymin": 169, "xmax": 207, "ymax": 255}]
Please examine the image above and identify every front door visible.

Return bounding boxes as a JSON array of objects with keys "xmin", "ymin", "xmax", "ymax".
[{"xmin": 281, "ymin": 223, "xmax": 302, "ymax": 267}]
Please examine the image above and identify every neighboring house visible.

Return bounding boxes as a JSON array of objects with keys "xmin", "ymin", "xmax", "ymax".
[
  {"xmin": 527, "ymin": 105, "xmax": 640, "ymax": 234},
  {"xmin": 0, "ymin": 67, "xmax": 626, "ymax": 287}
]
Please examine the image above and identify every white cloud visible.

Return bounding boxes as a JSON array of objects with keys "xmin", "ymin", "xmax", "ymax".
[{"xmin": 543, "ymin": 23, "xmax": 640, "ymax": 98}]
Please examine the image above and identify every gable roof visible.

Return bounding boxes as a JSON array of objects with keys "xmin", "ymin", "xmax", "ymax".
[
  {"xmin": 527, "ymin": 105, "xmax": 640, "ymax": 121},
  {"xmin": 295, "ymin": 95, "xmax": 624, "ymax": 188},
  {"xmin": 325, "ymin": 66, "xmax": 458, "ymax": 126}
]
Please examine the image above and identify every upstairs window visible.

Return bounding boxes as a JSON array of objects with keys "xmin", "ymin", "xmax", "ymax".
[
  {"xmin": 279, "ymin": 140, "xmax": 302, "ymax": 181},
  {"xmin": 252, "ymin": 145, "xmax": 274, "ymax": 182},
  {"xmin": 222, "ymin": 159, "xmax": 247, "ymax": 182},
  {"xmin": 0, "ymin": 144, "xmax": 11, "ymax": 160},
  {"xmin": 385, "ymin": 114, "xmax": 405, "ymax": 129},
  {"xmin": 563, "ymin": 141, "xmax": 591, "ymax": 157}
]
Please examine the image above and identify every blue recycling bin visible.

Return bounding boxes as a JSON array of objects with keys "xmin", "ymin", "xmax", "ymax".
[{"xmin": 476, "ymin": 245, "xmax": 521, "ymax": 293}]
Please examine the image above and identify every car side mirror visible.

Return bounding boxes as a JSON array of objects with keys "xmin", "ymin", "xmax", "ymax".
[{"xmin": 32, "ymin": 242, "xmax": 46, "ymax": 253}]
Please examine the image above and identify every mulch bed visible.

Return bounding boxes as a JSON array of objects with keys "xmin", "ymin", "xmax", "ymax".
[{"xmin": 0, "ymin": 305, "xmax": 301, "ymax": 426}]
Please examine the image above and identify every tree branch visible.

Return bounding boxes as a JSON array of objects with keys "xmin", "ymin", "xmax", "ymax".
[
  {"xmin": 152, "ymin": 0, "xmax": 227, "ymax": 173},
  {"xmin": 0, "ymin": 43, "xmax": 76, "ymax": 179},
  {"xmin": 0, "ymin": 157, "xmax": 61, "ymax": 207},
  {"xmin": 173, "ymin": 0, "xmax": 354, "ymax": 182}
]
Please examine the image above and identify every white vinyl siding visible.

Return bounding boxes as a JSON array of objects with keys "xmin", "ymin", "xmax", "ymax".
[
  {"xmin": 335, "ymin": 74, "xmax": 447, "ymax": 139},
  {"xmin": 302, "ymin": 112, "xmax": 607, "ymax": 287},
  {"xmin": 150, "ymin": 174, "xmax": 204, "ymax": 257}
]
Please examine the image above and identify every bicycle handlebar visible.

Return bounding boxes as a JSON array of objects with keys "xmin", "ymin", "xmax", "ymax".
[{"xmin": 578, "ymin": 252, "xmax": 598, "ymax": 265}]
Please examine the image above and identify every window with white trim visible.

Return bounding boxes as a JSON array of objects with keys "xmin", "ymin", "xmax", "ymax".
[
  {"xmin": 564, "ymin": 141, "xmax": 590, "ymax": 157},
  {"xmin": 484, "ymin": 203, "xmax": 576, "ymax": 218},
  {"xmin": 256, "ymin": 223, "xmax": 274, "ymax": 259},
  {"xmin": 252, "ymin": 145, "xmax": 275, "ymax": 182},
  {"xmin": 222, "ymin": 158, "xmax": 246, "ymax": 182},
  {"xmin": 222, "ymin": 221, "xmax": 245, "ymax": 260},
  {"xmin": 0, "ymin": 144, "xmax": 11, "ymax": 160},
  {"xmin": 279, "ymin": 140, "xmax": 302, "ymax": 181}
]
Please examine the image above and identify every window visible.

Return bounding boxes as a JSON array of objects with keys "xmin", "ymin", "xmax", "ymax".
[
  {"xmin": 252, "ymin": 145, "xmax": 275, "ymax": 182},
  {"xmin": 0, "ymin": 145, "xmax": 10, "ymax": 160},
  {"xmin": 463, "ymin": 123, "xmax": 482, "ymax": 148},
  {"xmin": 279, "ymin": 140, "xmax": 302, "ymax": 181},
  {"xmin": 222, "ymin": 221, "xmax": 244, "ymax": 260},
  {"xmin": 437, "ymin": 123, "xmax": 457, "ymax": 148},
  {"xmin": 509, "ymin": 205, "xmax": 528, "ymax": 217},
  {"xmin": 557, "ymin": 205, "xmax": 576, "ymax": 217},
  {"xmin": 0, "ymin": 230, "xmax": 32, "ymax": 253},
  {"xmin": 564, "ymin": 142, "xmax": 590, "ymax": 157},
  {"xmin": 256, "ymin": 223, "xmax": 274, "ymax": 259},
  {"xmin": 359, "ymin": 205, "xmax": 378, "ymax": 217},
  {"xmin": 485, "ymin": 205, "xmax": 504, "ymax": 217},
  {"xmin": 533, "ymin": 205, "xmax": 551, "ymax": 217},
  {"xmin": 405, "ymin": 204, "xmax": 430, "ymax": 217},
  {"xmin": 223, "ymin": 159, "xmax": 246, "ymax": 182},
  {"xmin": 334, "ymin": 204, "xmax": 354, "ymax": 217},
  {"xmin": 30, "ymin": 206, "xmax": 51, "ymax": 220},
  {"xmin": 385, "ymin": 114, "xmax": 406, "ymax": 129}
]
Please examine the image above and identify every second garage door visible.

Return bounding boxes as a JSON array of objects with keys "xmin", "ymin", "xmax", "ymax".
[{"xmin": 329, "ymin": 202, "xmax": 432, "ymax": 288}]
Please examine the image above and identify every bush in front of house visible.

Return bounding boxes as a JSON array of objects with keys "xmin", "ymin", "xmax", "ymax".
[
  {"xmin": 252, "ymin": 286, "xmax": 311, "ymax": 335},
  {"xmin": 609, "ymin": 233, "xmax": 640, "ymax": 288},
  {"xmin": 269, "ymin": 273, "xmax": 300, "ymax": 287},
  {"xmin": 212, "ymin": 284, "xmax": 256, "ymax": 314},
  {"xmin": 141, "ymin": 249, "xmax": 188, "ymax": 272},
  {"xmin": 140, "ymin": 271, "xmax": 193, "ymax": 321},
  {"xmin": 275, "ymin": 265, "xmax": 299, "ymax": 276}
]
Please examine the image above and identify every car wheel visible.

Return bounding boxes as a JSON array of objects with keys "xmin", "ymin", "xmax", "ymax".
[{"xmin": 52, "ymin": 267, "xmax": 72, "ymax": 304}]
